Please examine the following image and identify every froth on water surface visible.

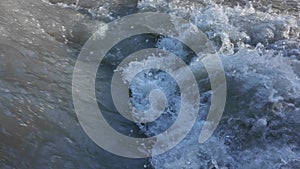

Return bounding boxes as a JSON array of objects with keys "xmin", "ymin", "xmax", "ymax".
[{"xmin": 0, "ymin": 0, "xmax": 299, "ymax": 168}]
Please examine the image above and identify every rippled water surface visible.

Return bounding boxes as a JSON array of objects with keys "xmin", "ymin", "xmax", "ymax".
[{"xmin": 0, "ymin": 0, "xmax": 299, "ymax": 168}]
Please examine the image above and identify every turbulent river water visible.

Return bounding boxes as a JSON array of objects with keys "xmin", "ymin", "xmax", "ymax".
[{"xmin": 0, "ymin": 0, "xmax": 299, "ymax": 169}]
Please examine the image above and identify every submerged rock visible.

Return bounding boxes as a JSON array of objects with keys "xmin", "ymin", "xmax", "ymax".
[{"xmin": 249, "ymin": 23, "xmax": 275, "ymax": 45}]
